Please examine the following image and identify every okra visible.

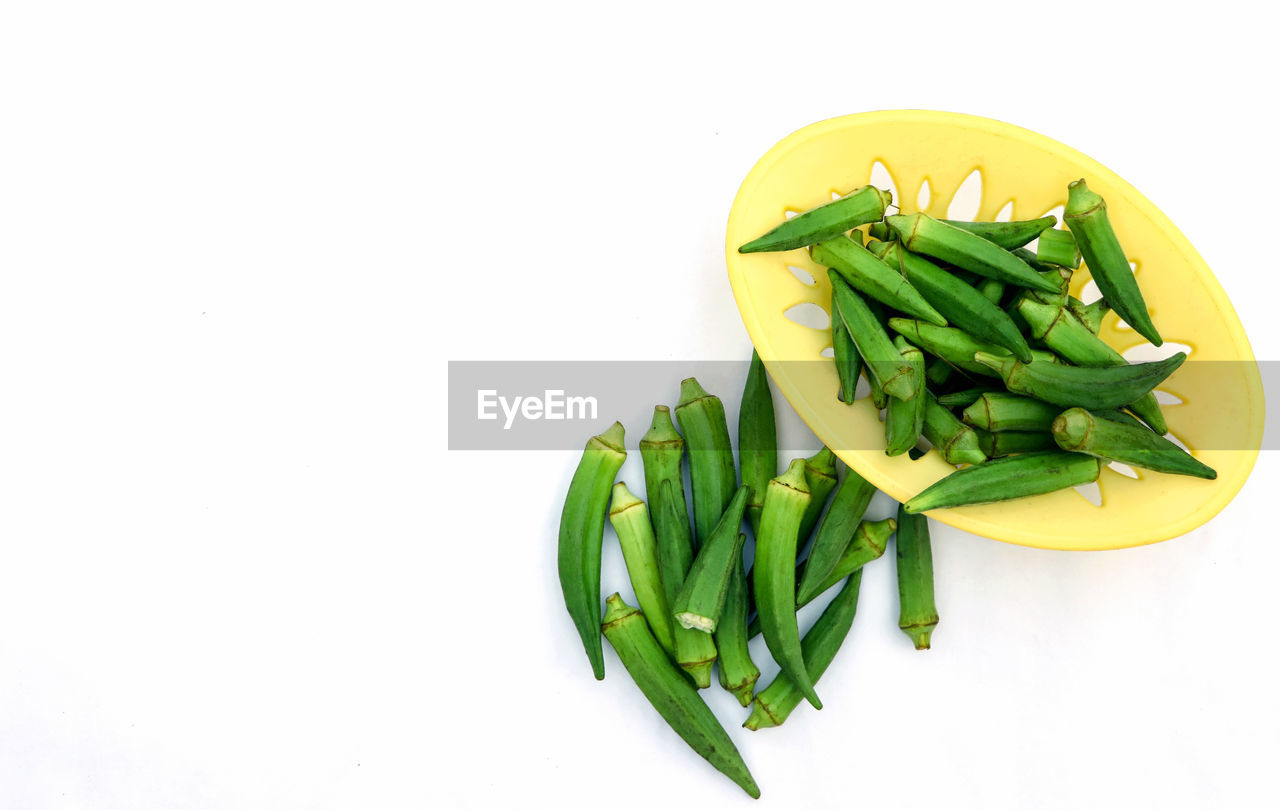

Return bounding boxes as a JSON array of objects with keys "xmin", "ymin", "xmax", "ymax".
[
  {"xmin": 1064, "ymin": 179, "xmax": 1162, "ymax": 345},
  {"xmin": 831, "ymin": 271, "xmax": 916, "ymax": 400},
  {"xmin": 656, "ymin": 480, "xmax": 719, "ymax": 688},
  {"xmin": 744, "ymin": 571, "xmax": 862, "ymax": 731},
  {"xmin": 976, "ymin": 277, "xmax": 1006, "ymax": 305},
  {"xmin": 1015, "ymin": 296, "xmax": 1167, "ymax": 433},
  {"xmin": 868, "ymin": 221, "xmax": 890, "ymax": 241},
  {"xmin": 812, "ymin": 236, "xmax": 947, "ymax": 326},
  {"xmin": 738, "ymin": 351, "xmax": 777, "ymax": 534},
  {"xmin": 874, "ymin": 240, "xmax": 1032, "ymax": 362},
  {"xmin": 805, "ymin": 518, "xmax": 896, "ymax": 604},
  {"xmin": 865, "ymin": 365, "xmax": 888, "ymax": 409},
  {"xmin": 715, "ymin": 553, "xmax": 760, "ymax": 707},
  {"xmin": 886, "ymin": 213, "xmax": 1061, "ymax": 293},
  {"xmin": 885, "ymin": 337, "xmax": 927, "ymax": 456},
  {"xmin": 887, "ymin": 318, "xmax": 1057, "ymax": 379},
  {"xmin": 1052, "ymin": 408, "xmax": 1217, "ymax": 480},
  {"xmin": 601, "ymin": 594, "xmax": 761, "ymax": 799},
  {"xmin": 1011, "ymin": 246, "xmax": 1069, "ymax": 278},
  {"xmin": 937, "ymin": 386, "xmax": 1001, "ymax": 408},
  {"xmin": 961, "ymin": 392, "xmax": 1062, "ymax": 432},
  {"xmin": 672, "ymin": 487, "xmax": 750, "ymax": 633},
  {"xmin": 1037, "ymin": 228, "xmax": 1079, "ymax": 268},
  {"xmin": 831, "ymin": 285, "xmax": 862, "ymax": 405},
  {"xmin": 675, "ymin": 377, "xmax": 738, "ymax": 549},
  {"xmin": 609, "ymin": 482, "xmax": 676, "ymax": 655},
  {"xmin": 798, "ymin": 447, "xmax": 839, "ymax": 546},
  {"xmin": 1070, "ymin": 296, "xmax": 1111, "ymax": 334},
  {"xmin": 795, "ymin": 468, "xmax": 876, "ymax": 606},
  {"xmin": 925, "ymin": 358, "xmax": 956, "ymax": 388},
  {"xmin": 895, "ymin": 504, "xmax": 938, "ymax": 650},
  {"xmin": 754, "ymin": 458, "xmax": 822, "ymax": 710},
  {"xmin": 640, "ymin": 405, "xmax": 692, "ymax": 552},
  {"xmin": 973, "ymin": 351, "xmax": 1186, "ymax": 411},
  {"xmin": 923, "ymin": 393, "xmax": 987, "ymax": 466},
  {"xmin": 905, "ymin": 450, "xmax": 1103, "ymax": 513},
  {"xmin": 941, "ymin": 215, "xmax": 1057, "ymax": 249},
  {"xmin": 558, "ymin": 421, "xmax": 627, "ymax": 679},
  {"xmin": 739, "ymin": 185, "xmax": 891, "ymax": 254},
  {"xmin": 976, "ymin": 429, "xmax": 1056, "ymax": 458}
]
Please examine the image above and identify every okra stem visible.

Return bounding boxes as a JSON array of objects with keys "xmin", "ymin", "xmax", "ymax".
[
  {"xmin": 798, "ymin": 446, "xmax": 838, "ymax": 546},
  {"xmin": 895, "ymin": 504, "xmax": 939, "ymax": 650}
]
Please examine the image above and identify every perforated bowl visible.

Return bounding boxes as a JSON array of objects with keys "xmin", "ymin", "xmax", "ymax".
[{"xmin": 726, "ymin": 110, "xmax": 1264, "ymax": 550}]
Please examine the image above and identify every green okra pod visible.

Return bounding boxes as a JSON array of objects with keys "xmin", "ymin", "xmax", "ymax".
[
  {"xmin": 831, "ymin": 285, "xmax": 863, "ymax": 405},
  {"xmin": 655, "ymin": 480, "xmax": 718, "ymax": 686},
  {"xmin": 715, "ymin": 552, "xmax": 760, "ymax": 707},
  {"xmin": 1015, "ymin": 296, "xmax": 1167, "ymax": 433},
  {"xmin": 1070, "ymin": 296, "xmax": 1111, "ymax": 334},
  {"xmin": 1094, "ymin": 408, "xmax": 1151, "ymax": 430},
  {"xmin": 1037, "ymin": 228, "xmax": 1080, "ymax": 268},
  {"xmin": 1011, "ymin": 246, "xmax": 1070, "ymax": 277},
  {"xmin": 609, "ymin": 482, "xmax": 676, "ymax": 656},
  {"xmin": 830, "ymin": 271, "xmax": 916, "ymax": 400},
  {"xmin": 558, "ymin": 421, "xmax": 627, "ymax": 679},
  {"xmin": 895, "ymin": 504, "xmax": 938, "ymax": 650},
  {"xmin": 886, "ymin": 213, "xmax": 1061, "ymax": 293},
  {"xmin": 796, "ymin": 468, "xmax": 876, "ymax": 606},
  {"xmin": 1064, "ymin": 179, "xmax": 1161, "ymax": 345},
  {"xmin": 1052, "ymin": 408, "xmax": 1217, "ymax": 479},
  {"xmin": 976, "ymin": 429, "xmax": 1056, "ymax": 458},
  {"xmin": 744, "ymin": 571, "xmax": 863, "ymax": 731},
  {"xmin": 754, "ymin": 458, "xmax": 822, "ymax": 710},
  {"xmin": 812, "ymin": 235, "xmax": 947, "ymax": 326},
  {"xmin": 738, "ymin": 351, "xmax": 777, "ymax": 534},
  {"xmin": 937, "ymin": 386, "xmax": 1001, "ymax": 409},
  {"xmin": 865, "ymin": 365, "xmax": 888, "ymax": 409},
  {"xmin": 940, "ymin": 215, "xmax": 1057, "ymax": 249},
  {"xmin": 873, "ymin": 240, "xmax": 1032, "ymax": 362},
  {"xmin": 640, "ymin": 405, "xmax": 692, "ymax": 550},
  {"xmin": 739, "ymin": 185, "xmax": 892, "ymax": 254},
  {"xmin": 884, "ymin": 336, "xmax": 927, "ymax": 456},
  {"xmin": 887, "ymin": 318, "xmax": 1055, "ymax": 379},
  {"xmin": 973, "ymin": 351, "xmax": 1186, "ymax": 411},
  {"xmin": 798, "ymin": 447, "xmax": 839, "ymax": 545},
  {"xmin": 806, "ymin": 518, "xmax": 896, "ymax": 605},
  {"xmin": 868, "ymin": 221, "xmax": 890, "ymax": 241},
  {"xmin": 923, "ymin": 393, "xmax": 987, "ymax": 466},
  {"xmin": 601, "ymin": 594, "xmax": 761, "ymax": 799},
  {"xmin": 672, "ymin": 487, "xmax": 750, "ymax": 633},
  {"xmin": 961, "ymin": 392, "xmax": 1062, "ymax": 432},
  {"xmin": 905, "ymin": 450, "xmax": 1103, "ymax": 513},
  {"xmin": 675, "ymin": 377, "xmax": 738, "ymax": 549},
  {"xmin": 976, "ymin": 277, "xmax": 1006, "ymax": 305},
  {"xmin": 925, "ymin": 358, "xmax": 956, "ymax": 388}
]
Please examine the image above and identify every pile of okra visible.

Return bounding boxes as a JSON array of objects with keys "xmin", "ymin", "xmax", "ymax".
[
  {"xmin": 742, "ymin": 178, "xmax": 1214, "ymax": 510},
  {"xmin": 558, "ymin": 361, "xmax": 935, "ymax": 798}
]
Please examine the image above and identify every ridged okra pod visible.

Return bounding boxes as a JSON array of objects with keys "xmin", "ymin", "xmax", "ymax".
[
  {"xmin": 1071, "ymin": 296, "xmax": 1111, "ymax": 334},
  {"xmin": 798, "ymin": 447, "xmax": 839, "ymax": 546},
  {"xmin": 1064, "ymin": 179, "xmax": 1162, "ymax": 346},
  {"xmin": 887, "ymin": 318, "xmax": 1058, "ymax": 379},
  {"xmin": 976, "ymin": 277, "xmax": 1006, "ymax": 305},
  {"xmin": 905, "ymin": 450, "xmax": 1103, "ymax": 513},
  {"xmin": 805, "ymin": 518, "xmax": 896, "ymax": 605},
  {"xmin": 873, "ymin": 240, "xmax": 1032, "ymax": 362},
  {"xmin": 739, "ymin": 185, "xmax": 891, "ymax": 254},
  {"xmin": 831, "ymin": 285, "xmax": 863, "ymax": 405},
  {"xmin": 923, "ymin": 393, "xmax": 987, "ymax": 466},
  {"xmin": 973, "ymin": 351, "xmax": 1186, "ymax": 411},
  {"xmin": 830, "ymin": 271, "xmax": 916, "ymax": 400},
  {"xmin": 672, "ymin": 487, "xmax": 750, "ymax": 633},
  {"xmin": 675, "ymin": 377, "xmax": 738, "ymax": 549},
  {"xmin": 812, "ymin": 235, "xmax": 946, "ymax": 326},
  {"xmin": 656, "ymin": 481, "xmax": 719, "ymax": 687},
  {"xmin": 1037, "ymin": 228, "xmax": 1079, "ymax": 268},
  {"xmin": 976, "ymin": 429, "xmax": 1056, "ymax": 458},
  {"xmin": 609, "ymin": 482, "xmax": 676, "ymax": 656},
  {"xmin": 961, "ymin": 392, "xmax": 1062, "ymax": 433},
  {"xmin": 1052, "ymin": 408, "xmax": 1216, "ymax": 479},
  {"xmin": 738, "ymin": 351, "xmax": 777, "ymax": 534},
  {"xmin": 715, "ymin": 551, "xmax": 760, "ymax": 707},
  {"xmin": 744, "ymin": 571, "xmax": 862, "ymax": 731},
  {"xmin": 558, "ymin": 421, "xmax": 627, "ymax": 679},
  {"xmin": 601, "ymin": 594, "xmax": 761, "ymax": 798},
  {"xmin": 886, "ymin": 213, "xmax": 1061, "ymax": 293},
  {"xmin": 796, "ymin": 468, "xmax": 876, "ymax": 606},
  {"xmin": 884, "ymin": 336, "xmax": 927, "ymax": 456},
  {"xmin": 1015, "ymin": 296, "xmax": 1167, "ymax": 433},
  {"xmin": 895, "ymin": 504, "xmax": 938, "ymax": 650},
  {"xmin": 640, "ymin": 405, "xmax": 692, "ymax": 554},
  {"xmin": 925, "ymin": 358, "xmax": 956, "ymax": 388},
  {"xmin": 940, "ymin": 215, "xmax": 1056, "ymax": 249},
  {"xmin": 754, "ymin": 459, "xmax": 822, "ymax": 710},
  {"xmin": 937, "ymin": 386, "xmax": 1001, "ymax": 408}
]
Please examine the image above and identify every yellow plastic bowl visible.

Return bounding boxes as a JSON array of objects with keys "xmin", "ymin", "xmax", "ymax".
[{"xmin": 726, "ymin": 110, "xmax": 1264, "ymax": 550}]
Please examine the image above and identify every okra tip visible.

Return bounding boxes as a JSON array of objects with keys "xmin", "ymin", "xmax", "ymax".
[
  {"xmin": 742, "ymin": 701, "xmax": 781, "ymax": 732},
  {"xmin": 676, "ymin": 377, "xmax": 713, "ymax": 408},
  {"xmin": 601, "ymin": 592, "xmax": 636, "ymax": 627},
  {"xmin": 777, "ymin": 457, "xmax": 811, "ymax": 491},
  {"xmin": 593, "ymin": 421, "xmax": 627, "ymax": 453}
]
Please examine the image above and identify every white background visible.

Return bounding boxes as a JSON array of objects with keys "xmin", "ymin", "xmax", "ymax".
[{"xmin": 1, "ymin": 1, "xmax": 1277, "ymax": 808}]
